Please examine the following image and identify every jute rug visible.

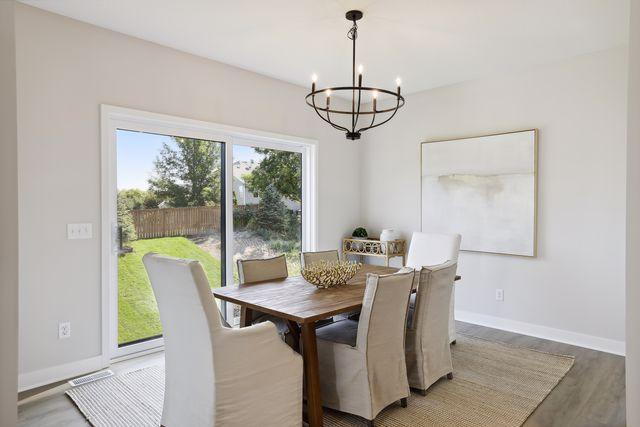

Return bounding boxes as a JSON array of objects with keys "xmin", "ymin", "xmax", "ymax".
[{"xmin": 67, "ymin": 334, "xmax": 574, "ymax": 427}]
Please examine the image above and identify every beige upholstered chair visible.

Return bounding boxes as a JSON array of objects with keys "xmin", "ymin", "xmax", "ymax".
[
  {"xmin": 237, "ymin": 254, "xmax": 288, "ymax": 284},
  {"xmin": 406, "ymin": 232, "xmax": 461, "ymax": 343},
  {"xmin": 143, "ymin": 253, "xmax": 303, "ymax": 427},
  {"xmin": 315, "ymin": 269, "xmax": 415, "ymax": 425},
  {"xmin": 301, "ymin": 249, "xmax": 339, "ymax": 267},
  {"xmin": 405, "ymin": 261, "xmax": 458, "ymax": 394},
  {"xmin": 237, "ymin": 254, "xmax": 290, "ymax": 332}
]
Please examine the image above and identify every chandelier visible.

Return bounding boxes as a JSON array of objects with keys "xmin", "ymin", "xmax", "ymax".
[{"xmin": 305, "ymin": 10, "xmax": 405, "ymax": 140}]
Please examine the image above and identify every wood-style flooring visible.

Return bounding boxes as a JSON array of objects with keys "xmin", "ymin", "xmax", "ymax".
[{"xmin": 17, "ymin": 322, "xmax": 625, "ymax": 427}]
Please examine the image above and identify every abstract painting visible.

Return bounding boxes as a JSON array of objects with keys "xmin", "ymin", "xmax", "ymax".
[{"xmin": 421, "ymin": 130, "xmax": 537, "ymax": 256}]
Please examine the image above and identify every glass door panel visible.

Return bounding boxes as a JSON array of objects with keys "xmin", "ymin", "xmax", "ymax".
[
  {"xmin": 116, "ymin": 129, "xmax": 224, "ymax": 348},
  {"xmin": 231, "ymin": 145, "xmax": 303, "ymax": 288}
]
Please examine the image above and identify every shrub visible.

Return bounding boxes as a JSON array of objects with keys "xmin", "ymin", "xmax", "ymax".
[{"xmin": 117, "ymin": 196, "xmax": 137, "ymax": 243}]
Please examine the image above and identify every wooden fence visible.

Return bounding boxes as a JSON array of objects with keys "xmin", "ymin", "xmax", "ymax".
[{"xmin": 131, "ymin": 206, "xmax": 221, "ymax": 239}]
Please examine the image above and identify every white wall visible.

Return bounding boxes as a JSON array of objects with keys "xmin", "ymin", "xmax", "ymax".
[
  {"xmin": 15, "ymin": 4, "xmax": 361, "ymax": 385},
  {"xmin": 626, "ymin": 0, "xmax": 640, "ymax": 424},
  {"xmin": 0, "ymin": 1, "xmax": 19, "ymax": 423},
  {"xmin": 361, "ymin": 47, "xmax": 628, "ymax": 352}
]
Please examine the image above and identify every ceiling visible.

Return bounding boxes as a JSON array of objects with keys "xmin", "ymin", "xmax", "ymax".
[{"xmin": 19, "ymin": 0, "xmax": 629, "ymax": 96}]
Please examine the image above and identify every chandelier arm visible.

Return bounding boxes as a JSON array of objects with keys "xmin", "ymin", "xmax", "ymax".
[
  {"xmin": 326, "ymin": 109, "xmax": 350, "ymax": 132},
  {"xmin": 311, "ymin": 94, "xmax": 349, "ymax": 132},
  {"xmin": 357, "ymin": 98, "xmax": 401, "ymax": 133},
  {"xmin": 353, "ymin": 87, "xmax": 363, "ymax": 131}
]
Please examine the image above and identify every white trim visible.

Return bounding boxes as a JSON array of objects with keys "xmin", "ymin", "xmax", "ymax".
[
  {"xmin": 456, "ymin": 309, "xmax": 626, "ymax": 356},
  {"xmin": 101, "ymin": 105, "xmax": 318, "ymax": 360},
  {"xmin": 18, "ymin": 356, "xmax": 105, "ymax": 392},
  {"xmin": 110, "ymin": 346, "xmax": 164, "ymax": 365}
]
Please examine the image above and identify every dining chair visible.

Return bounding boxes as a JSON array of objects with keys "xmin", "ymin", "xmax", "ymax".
[
  {"xmin": 405, "ymin": 232, "xmax": 461, "ymax": 344},
  {"xmin": 315, "ymin": 268, "xmax": 415, "ymax": 426},
  {"xmin": 405, "ymin": 261, "xmax": 458, "ymax": 394},
  {"xmin": 237, "ymin": 254, "xmax": 290, "ymax": 334},
  {"xmin": 301, "ymin": 249, "xmax": 339, "ymax": 267},
  {"xmin": 143, "ymin": 253, "xmax": 303, "ymax": 427}
]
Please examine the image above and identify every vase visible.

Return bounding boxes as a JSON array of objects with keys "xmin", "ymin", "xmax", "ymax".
[
  {"xmin": 380, "ymin": 228, "xmax": 400, "ymax": 242},
  {"xmin": 380, "ymin": 229, "xmax": 400, "ymax": 254}
]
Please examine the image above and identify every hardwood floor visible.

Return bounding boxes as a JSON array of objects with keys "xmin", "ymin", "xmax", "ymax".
[
  {"xmin": 17, "ymin": 322, "xmax": 625, "ymax": 427},
  {"xmin": 456, "ymin": 323, "xmax": 626, "ymax": 427}
]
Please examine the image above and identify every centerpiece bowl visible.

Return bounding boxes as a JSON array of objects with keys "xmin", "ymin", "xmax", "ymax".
[{"xmin": 301, "ymin": 260, "xmax": 362, "ymax": 289}]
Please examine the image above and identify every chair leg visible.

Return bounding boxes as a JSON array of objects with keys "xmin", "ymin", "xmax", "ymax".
[
  {"xmin": 365, "ymin": 419, "xmax": 375, "ymax": 427},
  {"xmin": 400, "ymin": 397, "xmax": 408, "ymax": 408},
  {"xmin": 419, "ymin": 389, "xmax": 427, "ymax": 396},
  {"xmin": 447, "ymin": 372, "xmax": 454, "ymax": 380}
]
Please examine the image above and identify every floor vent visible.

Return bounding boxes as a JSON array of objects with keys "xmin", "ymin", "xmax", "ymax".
[{"xmin": 68, "ymin": 370, "xmax": 114, "ymax": 387}]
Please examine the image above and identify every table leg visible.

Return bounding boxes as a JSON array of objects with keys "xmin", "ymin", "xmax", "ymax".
[
  {"xmin": 287, "ymin": 320, "xmax": 301, "ymax": 353},
  {"xmin": 301, "ymin": 322, "xmax": 323, "ymax": 427},
  {"xmin": 240, "ymin": 306, "xmax": 253, "ymax": 328}
]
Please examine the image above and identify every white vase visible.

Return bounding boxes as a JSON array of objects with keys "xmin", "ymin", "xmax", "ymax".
[
  {"xmin": 380, "ymin": 229, "xmax": 400, "ymax": 254},
  {"xmin": 380, "ymin": 228, "xmax": 400, "ymax": 242}
]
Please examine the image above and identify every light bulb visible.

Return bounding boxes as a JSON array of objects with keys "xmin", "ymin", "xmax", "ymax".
[
  {"xmin": 395, "ymin": 77, "xmax": 402, "ymax": 87},
  {"xmin": 372, "ymin": 90, "xmax": 378, "ymax": 99},
  {"xmin": 311, "ymin": 73, "xmax": 318, "ymax": 83},
  {"xmin": 325, "ymin": 89, "xmax": 332, "ymax": 97},
  {"xmin": 358, "ymin": 64, "xmax": 364, "ymax": 75}
]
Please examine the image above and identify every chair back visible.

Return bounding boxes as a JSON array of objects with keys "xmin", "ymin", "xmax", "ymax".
[
  {"xmin": 410, "ymin": 261, "xmax": 458, "ymax": 332},
  {"xmin": 142, "ymin": 253, "xmax": 220, "ymax": 426},
  {"xmin": 301, "ymin": 250, "xmax": 339, "ymax": 267},
  {"xmin": 357, "ymin": 268, "xmax": 414, "ymax": 352},
  {"xmin": 237, "ymin": 254, "xmax": 288, "ymax": 284},
  {"xmin": 406, "ymin": 232, "xmax": 461, "ymax": 268}
]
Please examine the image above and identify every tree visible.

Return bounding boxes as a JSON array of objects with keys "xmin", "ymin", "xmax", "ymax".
[
  {"xmin": 249, "ymin": 184, "xmax": 287, "ymax": 236},
  {"xmin": 118, "ymin": 189, "xmax": 159, "ymax": 210},
  {"xmin": 245, "ymin": 148, "xmax": 301, "ymax": 202},
  {"xmin": 148, "ymin": 137, "xmax": 221, "ymax": 207}
]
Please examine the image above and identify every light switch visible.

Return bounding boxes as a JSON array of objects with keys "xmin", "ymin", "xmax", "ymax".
[{"xmin": 67, "ymin": 223, "xmax": 93, "ymax": 239}]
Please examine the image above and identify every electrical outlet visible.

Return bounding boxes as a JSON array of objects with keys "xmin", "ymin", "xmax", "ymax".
[
  {"xmin": 67, "ymin": 223, "xmax": 92, "ymax": 240},
  {"xmin": 495, "ymin": 288, "xmax": 504, "ymax": 302},
  {"xmin": 59, "ymin": 321, "xmax": 71, "ymax": 339}
]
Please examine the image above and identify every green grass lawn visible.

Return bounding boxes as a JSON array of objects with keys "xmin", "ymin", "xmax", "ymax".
[{"xmin": 118, "ymin": 237, "xmax": 221, "ymax": 345}]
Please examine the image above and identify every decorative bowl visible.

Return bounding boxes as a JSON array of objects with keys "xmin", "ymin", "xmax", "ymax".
[{"xmin": 301, "ymin": 260, "xmax": 362, "ymax": 289}]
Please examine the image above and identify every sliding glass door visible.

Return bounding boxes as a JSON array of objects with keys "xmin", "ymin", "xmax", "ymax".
[{"xmin": 103, "ymin": 106, "xmax": 317, "ymax": 359}]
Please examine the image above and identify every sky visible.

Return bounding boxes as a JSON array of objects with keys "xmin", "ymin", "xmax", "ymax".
[{"xmin": 116, "ymin": 129, "xmax": 263, "ymax": 190}]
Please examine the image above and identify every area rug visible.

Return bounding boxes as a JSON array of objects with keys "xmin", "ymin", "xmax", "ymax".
[{"xmin": 66, "ymin": 334, "xmax": 574, "ymax": 427}]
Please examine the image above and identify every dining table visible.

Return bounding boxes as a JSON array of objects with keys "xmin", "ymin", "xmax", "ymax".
[{"xmin": 212, "ymin": 264, "xmax": 461, "ymax": 427}]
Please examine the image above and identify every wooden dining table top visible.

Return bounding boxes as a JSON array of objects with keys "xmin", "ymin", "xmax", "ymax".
[{"xmin": 213, "ymin": 264, "xmax": 399, "ymax": 324}]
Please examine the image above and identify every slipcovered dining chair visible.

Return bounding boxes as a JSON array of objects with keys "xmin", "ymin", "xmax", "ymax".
[
  {"xmin": 143, "ymin": 253, "xmax": 303, "ymax": 427},
  {"xmin": 315, "ymin": 269, "xmax": 415, "ymax": 425},
  {"xmin": 237, "ymin": 254, "xmax": 289, "ymax": 333},
  {"xmin": 301, "ymin": 249, "xmax": 339, "ymax": 267},
  {"xmin": 405, "ymin": 261, "xmax": 458, "ymax": 394},
  {"xmin": 406, "ymin": 232, "xmax": 461, "ymax": 343}
]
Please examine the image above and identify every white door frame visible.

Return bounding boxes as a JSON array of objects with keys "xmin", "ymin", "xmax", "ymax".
[{"xmin": 101, "ymin": 105, "xmax": 318, "ymax": 362}]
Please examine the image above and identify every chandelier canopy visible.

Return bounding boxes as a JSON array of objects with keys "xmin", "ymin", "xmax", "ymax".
[{"xmin": 305, "ymin": 10, "xmax": 405, "ymax": 140}]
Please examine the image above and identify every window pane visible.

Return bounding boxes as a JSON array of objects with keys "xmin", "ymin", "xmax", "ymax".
[
  {"xmin": 232, "ymin": 145, "xmax": 303, "ymax": 289},
  {"xmin": 116, "ymin": 130, "xmax": 223, "ymax": 346}
]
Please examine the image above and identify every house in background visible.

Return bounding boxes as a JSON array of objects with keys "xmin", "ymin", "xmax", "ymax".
[{"xmin": 233, "ymin": 159, "xmax": 301, "ymax": 210}]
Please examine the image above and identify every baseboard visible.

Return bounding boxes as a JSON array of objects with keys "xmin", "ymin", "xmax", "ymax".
[
  {"xmin": 455, "ymin": 309, "xmax": 626, "ymax": 356},
  {"xmin": 18, "ymin": 355, "xmax": 106, "ymax": 392}
]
